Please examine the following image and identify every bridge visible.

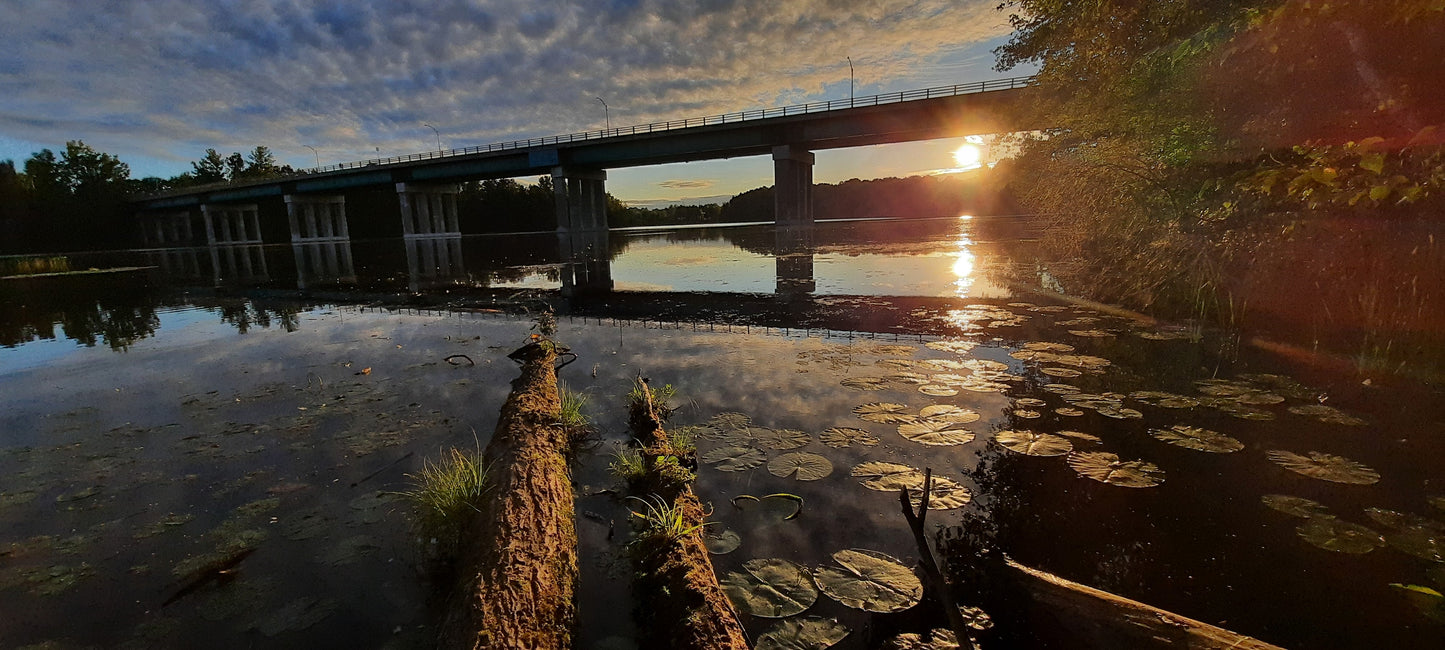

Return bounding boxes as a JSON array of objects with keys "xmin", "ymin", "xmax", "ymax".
[{"xmin": 132, "ymin": 76, "xmax": 1036, "ymax": 249}]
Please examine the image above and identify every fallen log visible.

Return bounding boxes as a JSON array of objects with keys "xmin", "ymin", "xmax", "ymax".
[
  {"xmin": 623, "ymin": 380, "xmax": 750, "ymax": 650},
  {"xmin": 439, "ymin": 341, "xmax": 577, "ymax": 650},
  {"xmin": 1005, "ymin": 558, "xmax": 1286, "ymax": 650}
]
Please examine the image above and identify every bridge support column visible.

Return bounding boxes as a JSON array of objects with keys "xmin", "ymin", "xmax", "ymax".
[
  {"xmin": 396, "ymin": 183, "xmax": 461, "ymax": 237},
  {"xmin": 201, "ymin": 204, "xmax": 263, "ymax": 245},
  {"xmin": 551, "ymin": 167, "xmax": 608, "ymax": 233},
  {"xmin": 558, "ymin": 229, "xmax": 613, "ymax": 297},
  {"xmin": 139, "ymin": 211, "xmax": 196, "ymax": 247},
  {"xmin": 284, "ymin": 195, "xmax": 349, "ymax": 242},
  {"xmin": 773, "ymin": 145, "xmax": 814, "ymax": 225}
]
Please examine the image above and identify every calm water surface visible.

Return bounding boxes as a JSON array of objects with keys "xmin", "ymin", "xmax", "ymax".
[{"xmin": 1, "ymin": 217, "xmax": 1442, "ymax": 649}]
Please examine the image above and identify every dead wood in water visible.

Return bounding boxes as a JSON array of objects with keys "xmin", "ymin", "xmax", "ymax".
[
  {"xmin": 1006, "ymin": 558, "xmax": 1286, "ymax": 650},
  {"xmin": 439, "ymin": 341, "xmax": 577, "ymax": 650},
  {"xmin": 899, "ymin": 468, "xmax": 975, "ymax": 647},
  {"xmin": 625, "ymin": 380, "xmax": 750, "ymax": 650}
]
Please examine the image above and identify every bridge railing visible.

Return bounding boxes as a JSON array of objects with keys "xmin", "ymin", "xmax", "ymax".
[{"xmin": 140, "ymin": 75, "xmax": 1036, "ymax": 199}]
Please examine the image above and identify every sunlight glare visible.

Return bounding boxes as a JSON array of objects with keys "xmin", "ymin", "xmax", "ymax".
[{"xmin": 953, "ymin": 144, "xmax": 982, "ymax": 169}]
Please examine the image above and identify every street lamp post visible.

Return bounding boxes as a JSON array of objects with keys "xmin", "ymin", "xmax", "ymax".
[
  {"xmin": 423, "ymin": 123, "xmax": 442, "ymax": 153},
  {"xmin": 847, "ymin": 56, "xmax": 854, "ymax": 107},
  {"xmin": 596, "ymin": 97, "xmax": 610, "ymax": 132},
  {"xmin": 303, "ymin": 145, "xmax": 319, "ymax": 168}
]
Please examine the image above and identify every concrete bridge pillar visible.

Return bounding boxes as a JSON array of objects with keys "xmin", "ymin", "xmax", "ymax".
[
  {"xmin": 404, "ymin": 235, "xmax": 465, "ymax": 293},
  {"xmin": 775, "ymin": 226, "xmax": 816, "ymax": 295},
  {"xmin": 396, "ymin": 183, "xmax": 461, "ymax": 237},
  {"xmin": 558, "ymin": 229, "xmax": 613, "ymax": 297},
  {"xmin": 773, "ymin": 145, "xmax": 815, "ymax": 225},
  {"xmin": 139, "ymin": 211, "xmax": 196, "ymax": 247},
  {"xmin": 291, "ymin": 239, "xmax": 356, "ymax": 290},
  {"xmin": 284, "ymin": 195, "xmax": 349, "ymax": 242},
  {"xmin": 551, "ymin": 167, "xmax": 608, "ymax": 233},
  {"xmin": 201, "ymin": 204, "xmax": 263, "ymax": 245}
]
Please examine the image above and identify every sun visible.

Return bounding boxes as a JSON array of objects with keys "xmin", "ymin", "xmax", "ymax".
[{"xmin": 953, "ymin": 143, "xmax": 982, "ymax": 169}]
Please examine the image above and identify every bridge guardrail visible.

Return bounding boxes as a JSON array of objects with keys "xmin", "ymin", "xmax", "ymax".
[{"xmin": 142, "ymin": 75, "xmax": 1036, "ymax": 200}]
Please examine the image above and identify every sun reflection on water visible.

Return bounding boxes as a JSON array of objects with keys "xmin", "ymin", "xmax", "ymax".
[{"xmin": 951, "ymin": 234, "xmax": 976, "ymax": 299}]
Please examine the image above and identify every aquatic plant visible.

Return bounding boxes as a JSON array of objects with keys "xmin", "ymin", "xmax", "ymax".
[
  {"xmin": 609, "ymin": 446, "xmax": 647, "ymax": 483},
  {"xmin": 557, "ymin": 384, "xmax": 591, "ymax": 438},
  {"xmin": 720, "ymin": 557, "xmax": 818, "ymax": 618},
  {"xmin": 814, "ymin": 548, "xmax": 923, "ymax": 613},
  {"xmin": 756, "ymin": 616, "xmax": 851, "ymax": 650},
  {"xmin": 766, "ymin": 452, "xmax": 834, "ymax": 481},
  {"xmin": 1067, "ymin": 452, "xmax": 1165, "ymax": 488},
  {"xmin": 397, "ymin": 446, "xmax": 489, "ymax": 548},
  {"xmin": 1266, "ymin": 450, "xmax": 1381, "ymax": 485},
  {"xmin": 626, "ymin": 494, "xmax": 710, "ymax": 543},
  {"xmin": 627, "ymin": 381, "xmax": 677, "ymax": 420}
]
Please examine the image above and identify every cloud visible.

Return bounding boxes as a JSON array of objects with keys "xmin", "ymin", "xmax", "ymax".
[
  {"xmin": 0, "ymin": 1, "xmax": 1013, "ymax": 173},
  {"xmin": 658, "ymin": 179, "xmax": 715, "ymax": 189}
]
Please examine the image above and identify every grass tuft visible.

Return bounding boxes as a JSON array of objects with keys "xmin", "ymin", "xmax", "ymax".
[
  {"xmin": 397, "ymin": 445, "xmax": 489, "ymax": 551},
  {"xmin": 609, "ymin": 446, "xmax": 647, "ymax": 483},
  {"xmin": 626, "ymin": 494, "xmax": 710, "ymax": 544},
  {"xmin": 558, "ymin": 384, "xmax": 591, "ymax": 434}
]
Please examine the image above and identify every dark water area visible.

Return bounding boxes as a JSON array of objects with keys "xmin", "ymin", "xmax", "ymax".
[{"xmin": 1, "ymin": 216, "xmax": 1443, "ymax": 649}]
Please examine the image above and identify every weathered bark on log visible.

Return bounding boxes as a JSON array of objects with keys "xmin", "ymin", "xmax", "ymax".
[
  {"xmin": 440, "ymin": 342, "xmax": 577, "ymax": 650},
  {"xmin": 625, "ymin": 382, "xmax": 751, "ymax": 650},
  {"xmin": 1006, "ymin": 558, "xmax": 1286, "ymax": 650}
]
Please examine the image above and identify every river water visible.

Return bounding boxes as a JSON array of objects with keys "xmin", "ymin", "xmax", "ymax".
[{"xmin": 1, "ymin": 217, "xmax": 1441, "ymax": 649}]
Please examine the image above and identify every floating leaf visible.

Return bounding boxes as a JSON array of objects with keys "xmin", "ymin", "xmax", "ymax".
[
  {"xmin": 1095, "ymin": 406, "xmax": 1144, "ymax": 420},
  {"xmin": 854, "ymin": 403, "xmax": 913, "ymax": 424},
  {"xmin": 1385, "ymin": 526, "xmax": 1445, "ymax": 563},
  {"xmin": 1262, "ymin": 494, "xmax": 1330, "ymax": 518},
  {"xmin": 756, "ymin": 616, "xmax": 851, "ymax": 650},
  {"xmin": 1287, "ymin": 404, "xmax": 1366, "ymax": 426},
  {"xmin": 701, "ymin": 446, "xmax": 766, "ymax": 472},
  {"xmin": 876, "ymin": 358, "xmax": 918, "ymax": 370},
  {"xmin": 709, "ymin": 412, "xmax": 753, "ymax": 430},
  {"xmin": 1016, "ymin": 398, "xmax": 1047, "ymax": 407},
  {"xmin": 882, "ymin": 629, "xmax": 959, "ymax": 650},
  {"xmin": 1040, "ymin": 367, "xmax": 1083, "ymax": 378},
  {"xmin": 1068, "ymin": 329, "xmax": 1115, "ymax": 338},
  {"xmin": 885, "ymin": 372, "xmax": 930, "ymax": 385},
  {"xmin": 1363, "ymin": 508, "xmax": 1444, "ymax": 531},
  {"xmin": 852, "ymin": 462, "xmax": 922, "ymax": 492},
  {"xmin": 721, "ymin": 558, "xmax": 818, "ymax": 618},
  {"xmin": 873, "ymin": 344, "xmax": 918, "ymax": 356},
  {"xmin": 918, "ymin": 359, "xmax": 966, "ymax": 371},
  {"xmin": 897, "ymin": 419, "xmax": 976, "ymax": 446},
  {"xmin": 1057, "ymin": 430, "xmax": 1101, "ymax": 444},
  {"xmin": 994, "ymin": 430, "xmax": 1072, "ymax": 457},
  {"xmin": 819, "ymin": 427, "xmax": 878, "ymax": 448},
  {"xmin": 705, "ymin": 529, "xmax": 742, "ymax": 555},
  {"xmin": 918, "ymin": 384, "xmax": 959, "ymax": 397},
  {"xmin": 1391, "ymin": 583, "xmax": 1445, "ymax": 624},
  {"xmin": 850, "ymin": 463, "xmax": 971, "ymax": 510},
  {"xmin": 1149, "ymin": 425, "xmax": 1243, "ymax": 453},
  {"xmin": 814, "ymin": 549, "xmax": 923, "ymax": 613},
  {"xmin": 919, "ymin": 405, "xmax": 980, "ymax": 424},
  {"xmin": 1296, "ymin": 516, "xmax": 1384, "ymax": 554},
  {"xmin": 926, "ymin": 340, "xmax": 977, "ymax": 354},
  {"xmin": 961, "ymin": 359, "xmax": 1009, "ymax": 372},
  {"xmin": 1137, "ymin": 329, "xmax": 1196, "ymax": 341},
  {"xmin": 841, "ymin": 377, "xmax": 889, "ymax": 391},
  {"xmin": 1024, "ymin": 341, "xmax": 1075, "ymax": 353},
  {"xmin": 1055, "ymin": 407, "xmax": 1085, "ymax": 417},
  {"xmin": 757, "ymin": 429, "xmax": 812, "ymax": 451},
  {"xmin": 1267, "ymin": 450, "xmax": 1380, "ymax": 485},
  {"xmin": 768, "ymin": 453, "xmax": 835, "ymax": 481},
  {"xmin": 1012, "ymin": 409, "xmax": 1042, "ymax": 419},
  {"xmin": 1067, "ymin": 452, "xmax": 1165, "ymax": 488}
]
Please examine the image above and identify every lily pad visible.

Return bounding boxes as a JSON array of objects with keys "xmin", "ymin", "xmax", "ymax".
[
  {"xmin": 705, "ymin": 529, "xmax": 742, "ymax": 555},
  {"xmin": 918, "ymin": 384, "xmax": 959, "ymax": 397},
  {"xmin": 849, "ymin": 462, "xmax": 971, "ymax": 510},
  {"xmin": 1149, "ymin": 425, "xmax": 1243, "ymax": 453},
  {"xmin": 756, "ymin": 429, "xmax": 812, "ymax": 451},
  {"xmin": 897, "ymin": 420, "xmax": 976, "ymax": 446},
  {"xmin": 1267, "ymin": 450, "xmax": 1381, "ymax": 485},
  {"xmin": 919, "ymin": 405, "xmax": 980, "ymax": 424},
  {"xmin": 756, "ymin": 616, "xmax": 851, "ymax": 650},
  {"xmin": 721, "ymin": 558, "xmax": 818, "ymax": 618},
  {"xmin": 1297, "ymin": 516, "xmax": 1384, "ymax": 554},
  {"xmin": 994, "ymin": 430, "xmax": 1073, "ymax": 457},
  {"xmin": 926, "ymin": 340, "xmax": 977, "ymax": 354},
  {"xmin": 709, "ymin": 412, "xmax": 753, "ymax": 430},
  {"xmin": 1385, "ymin": 525, "xmax": 1445, "ymax": 562},
  {"xmin": 854, "ymin": 403, "xmax": 914, "ymax": 424},
  {"xmin": 1040, "ymin": 367, "xmax": 1083, "ymax": 378},
  {"xmin": 1012, "ymin": 409, "xmax": 1042, "ymax": 419},
  {"xmin": 1067, "ymin": 452, "xmax": 1165, "ymax": 488},
  {"xmin": 1287, "ymin": 404, "xmax": 1366, "ymax": 426},
  {"xmin": 1055, "ymin": 407, "xmax": 1085, "ymax": 417},
  {"xmin": 819, "ymin": 427, "xmax": 878, "ymax": 448},
  {"xmin": 919, "ymin": 359, "xmax": 967, "ymax": 371},
  {"xmin": 1057, "ymin": 430, "xmax": 1101, "ymax": 444},
  {"xmin": 883, "ymin": 629, "xmax": 959, "ymax": 650},
  {"xmin": 814, "ymin": 549, "xmax": 922, "ymax": 613},
  {"xmin": 1262, "ymin": 494, "xmax": 1330, "ymax": 518},
  {"xmin": 885, "ymin": 372, "xmax": 930, "ymax": 385},
  {"xmin": 768, "ymin": 453, "xmax": 834, "ymax": 481},
  {"xmin": 841, "ymin": 377, "xmax": 889, "ymax": 391},
  {"xmin": 700, "ymin": 446, "xmax": 766, "ymax": 472}
]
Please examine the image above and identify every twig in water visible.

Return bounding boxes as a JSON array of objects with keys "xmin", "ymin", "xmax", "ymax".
[
  {"xmin": 900, "ymin": 468, "xmax": 974, "ymax": 646},
  {"xmin": 444, "ymin": 354, "xmax": 475, "ymax": 366},
  {"xmin": 351, "ymin": 451, "xmax": 416, "ymax": 488}
]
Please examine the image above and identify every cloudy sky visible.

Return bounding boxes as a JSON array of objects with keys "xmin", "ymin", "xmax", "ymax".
[{"xmin": 0, "ymin": 0, "xmax": 1025, "ymax": 203}]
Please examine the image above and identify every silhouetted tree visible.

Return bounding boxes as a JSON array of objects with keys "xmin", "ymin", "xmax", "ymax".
[{"xmin": 191, "ymin": 149, "xmax": 228, "ymax": 184}]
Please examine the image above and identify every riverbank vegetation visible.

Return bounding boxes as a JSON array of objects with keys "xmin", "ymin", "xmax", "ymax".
[{"xmin": 993, "ymin": 0, "xmax": 1444, "ymax": 376}]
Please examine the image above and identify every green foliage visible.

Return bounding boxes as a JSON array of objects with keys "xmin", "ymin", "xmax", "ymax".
[
  {"xmin": 625, "ymin": 495, "xmax": 710, "ymax": 544},
  {"xmin": 397, "ymin": 446, "xmax": 489, "ymax": 551},
  {"xmin": 558, "ymin": 384, "xmax": 591, "ymax": 435},
  {"xmin": 627, "ymin": 382, "xmax": 676, "ymax": 421},
  {"xmin": 1242, "ymin": 132, "xmax": 1445, "ymax": 209},
  {"xmin": 664, "ymin": 426, "xmax": 698, "ymax": 457},
  {"xmin": 609, "ymin": 447, "xmax": 648, "ymax": 484}
]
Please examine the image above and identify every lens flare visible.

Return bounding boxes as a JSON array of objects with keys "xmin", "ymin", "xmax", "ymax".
[{"xmin": 953, "ymin": 144, "xmax": 982, "ymax": 169}]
